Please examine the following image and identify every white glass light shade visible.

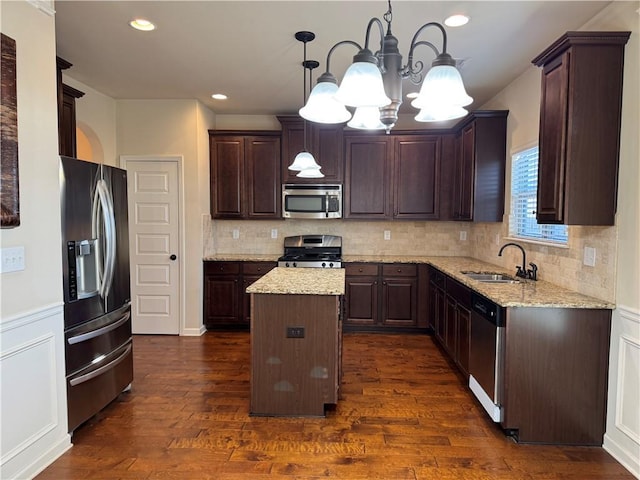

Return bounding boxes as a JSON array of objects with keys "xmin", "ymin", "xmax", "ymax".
[
  {"xmin": 414, "ymin": 104, "xmax": 468, "ymax": 122},
  {"xmin": 296, "ymin": 166, "xmax": 324, "ymax": 178},
  {"xmin": 347, "ymin": 106, "xmax": 386, "ymax": 130},
  {"xmin": 411, "ymin": 65, "xmax": 473, "ymax": 109},
  {"xmin": 335, "ymin": 62, "xmax": 391, "ymax": 108},
  {"xmin": 299, "ymin": 81, "xmax": 352, "ymax": 124},
  {"xmin": 288, "ymin": 151, "xmax": 320, "ymax": 171}
]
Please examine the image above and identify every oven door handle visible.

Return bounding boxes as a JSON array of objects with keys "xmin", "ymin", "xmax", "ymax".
[
  {"xmin": 69, "ymin": 343, "xmax": 132, "ymax": 386},
  {"xmin": 67, "ymin": 310, "xmax": 131, "ymax": 345}
]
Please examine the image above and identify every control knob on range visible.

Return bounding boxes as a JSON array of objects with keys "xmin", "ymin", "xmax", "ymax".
[
  {"xmin": 322, "ymin": 262, "xmax": 326, "ymax": 268},
  {"xmin": 329, "ymin": 262, "xmax": 334, "ymax": 268}
]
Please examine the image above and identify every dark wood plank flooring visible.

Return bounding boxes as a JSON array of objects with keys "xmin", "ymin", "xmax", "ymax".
[{"xmin": 36, "ymin": 332, "xmax": 633, "ymax": 479}]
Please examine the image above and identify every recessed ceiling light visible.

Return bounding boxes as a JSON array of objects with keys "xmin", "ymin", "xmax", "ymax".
[
  {"xmin": 444, "ymin": 14, "xmax": 470, "ymax": 27},
  {"xmin": 211, "ymin": 94, "xmax": 228, "ymax": 100},
  {"xmin": 129, "ymin": 18, "xmax": 155, "ymax": 31}
]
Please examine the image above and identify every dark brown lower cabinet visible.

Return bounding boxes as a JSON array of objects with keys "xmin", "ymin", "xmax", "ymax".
[
  {"xmin": 345, "ymin": 263, "xmax": 427, "ymax": 332},
  {"xmin": 204, "ymin": 261, "xmax": 276, "ymax": 329}
]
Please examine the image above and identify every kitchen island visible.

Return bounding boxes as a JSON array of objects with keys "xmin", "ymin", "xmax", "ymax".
[{"xmin": 246, "ymin": 267, "xmax": 345, "ymax": 416}]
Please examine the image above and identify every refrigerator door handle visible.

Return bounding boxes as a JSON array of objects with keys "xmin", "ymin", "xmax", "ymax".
[
  {"xmin": 92, "ymin": 179, "xmax": 117, "ymax": 298},
  {"xmin": 69, "ymin": 343, "xmax": 132, "ymax": 387},
  {"xmin": 67, "ymin": 310, "xmax": 131, "ymax": 345}
]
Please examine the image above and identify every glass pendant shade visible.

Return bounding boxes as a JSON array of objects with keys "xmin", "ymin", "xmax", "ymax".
[
  {"xmin": 299, "ymin": 80, "xmax": 352, "ymax": 124},
  {"xmin": 411, "ymin": 65, "xmax": 473, "ymax": 109},
  {"xmin": 296, "ymin": 166, "xmax": 324, "ymax": 178},
  {"xmin": 414, "ymin": 104, "xmax": 468, "ymax": 122},
  {"xmin": 335, "ymin": 61, "xmax": 391, "ymax": 108},
  {"xmin": 347, "ymin": 106, "xmax": 386, "ymax": 130},
  {"xmin": 288, "ymin": 151, "xmax": 321, "ymax": 171}
]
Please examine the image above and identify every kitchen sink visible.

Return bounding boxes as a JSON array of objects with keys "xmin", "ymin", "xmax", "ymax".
[{"xmin": 461, "ymin": 271, "xmax": 521, "ymax": 284}]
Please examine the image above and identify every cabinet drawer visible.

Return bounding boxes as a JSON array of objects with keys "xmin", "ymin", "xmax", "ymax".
[
  {"xmin": 204, "ymin": 261, "xmax": 241, "ymax": 275},
  {"xmin": 243, "ymin": 262, "xmax": 277, "ymax": 275},
  {"xmin": 382, "ymin": 264, "xmax": 417, "ymax": 277},
  {"xmin": 446, "ymin": 278, "xmax": 472, "ymax": 308},
  {"xmin": 345, "ymin": 263, "xmax": 379, "ymax": 276}
]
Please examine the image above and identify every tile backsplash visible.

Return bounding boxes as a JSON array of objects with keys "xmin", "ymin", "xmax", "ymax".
[{"xmin": 204, "ymin": 217, "xmax": 616, "ymax": 303}]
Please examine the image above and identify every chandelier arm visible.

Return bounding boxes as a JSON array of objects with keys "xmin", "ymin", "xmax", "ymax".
[
  {"xmin": 401, "ymin": 40, "xmax": 439, "ymax": 82},
  {"xmin": 404, "ymin": 22, "xmax": 448, "ymax": 76},
  {"xmin": 324, "ymin": 40, "xmax": 362, "ymax": 74},
  {"xmin": 363, "ymin": 17, "xmax": 385, "ymax": 52}
]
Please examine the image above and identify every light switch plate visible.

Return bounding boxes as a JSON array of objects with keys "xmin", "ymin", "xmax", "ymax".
[
  {"xmin": 232, "ymin": 229, "xmax": 240, "ymax": 240},
  {"xmin": 583, "ymin": 246, "xmax": 596, "ymax": 267},
  {"xmin": 271, "ymin": 228, "xmax": 278, "ymax": 239},
  {"xmin": 460, "ymin": 231, "xmax": 468, "ymax": 241},
  {"xmin": 384, "ymin": 230, "xmax": 391, "ymax": 240},
  {"xmin": 1, "ymin": 246, "xmax": 25, "ymax": 273}
]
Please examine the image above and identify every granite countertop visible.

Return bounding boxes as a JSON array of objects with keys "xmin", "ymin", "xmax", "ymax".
[
  {"xmin": 207, "ymin": 254, "xmax": 613, "ymax": 309},
  {"xmin": 246, "ymin": 267, "xmax": 345, "ymax": 296}
]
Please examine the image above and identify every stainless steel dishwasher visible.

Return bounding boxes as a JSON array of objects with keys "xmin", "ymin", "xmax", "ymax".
[{"xmin": 468, "ymin": 292, "xmax": 505, "ymax": 422}]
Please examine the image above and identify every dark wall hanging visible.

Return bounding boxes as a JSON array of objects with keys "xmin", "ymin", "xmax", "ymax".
[{"xmin": 1, "ymin": 33, "xmax": 20, "ymax": 228}]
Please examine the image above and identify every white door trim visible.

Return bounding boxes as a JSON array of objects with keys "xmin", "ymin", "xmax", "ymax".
[{"xmin": 119, "ymin": 155, "xmax": 185, "ymax": 335}]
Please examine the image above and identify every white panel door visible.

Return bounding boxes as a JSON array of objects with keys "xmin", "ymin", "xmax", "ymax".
[{"xmin": 123, "ymin": 158, "xmax": 180, "ymax": 334}]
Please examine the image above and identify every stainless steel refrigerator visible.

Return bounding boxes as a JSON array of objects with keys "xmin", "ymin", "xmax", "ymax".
[{"xmin": 60, "ymin": 156, "xmax": 133, "ymax": 433}]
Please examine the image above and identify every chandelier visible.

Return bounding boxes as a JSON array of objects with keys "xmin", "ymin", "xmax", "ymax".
[{"xmin": 299, "ymin": 0, "xmax": 472, "ymax": 133}]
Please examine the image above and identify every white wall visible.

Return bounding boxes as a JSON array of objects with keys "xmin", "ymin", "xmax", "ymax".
[{"xmin": 0, "ymin": 1, "xmax": 71, "ymax": 478}]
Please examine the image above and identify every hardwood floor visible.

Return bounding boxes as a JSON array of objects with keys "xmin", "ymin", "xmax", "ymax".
[{"xmin": 36, "ymin": 332, "xmax": 633, "ymax": 480}]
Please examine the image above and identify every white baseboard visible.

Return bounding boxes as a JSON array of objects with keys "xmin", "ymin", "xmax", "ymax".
[
  {"xmin": 604, "ymin": 433, "xmax": 640, "ymax": 479},
  {"xmin": 181, "ymin": 324, "xmax": 207, "ymax": 336},
  {"xmin": 10, "ymin": 436, "xmax": 72, "ymax": 480}
]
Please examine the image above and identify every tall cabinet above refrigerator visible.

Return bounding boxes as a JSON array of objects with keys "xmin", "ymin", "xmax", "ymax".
[{"xmin": 60, "ymin": 156, "xmax": 133, "ymax": 433}]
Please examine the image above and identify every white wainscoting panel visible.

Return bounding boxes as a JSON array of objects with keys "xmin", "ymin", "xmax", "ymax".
[
  {"xmin": 604, "ymin": 305, "xmax": 640, "ymax": 479},
  {"xmin": 0, "ymin": 304, "xmax": 71, "ymax": 480}
]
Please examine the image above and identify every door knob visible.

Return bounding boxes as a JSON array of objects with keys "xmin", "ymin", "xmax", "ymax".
[{"xmin": 170, "ymin": 254, "xmax": 177, "ymax": 261}]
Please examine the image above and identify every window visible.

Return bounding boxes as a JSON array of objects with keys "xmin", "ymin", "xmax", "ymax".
[{"xmin": 509, "ymin": 145, "xmax": 568, "ymax": 244}]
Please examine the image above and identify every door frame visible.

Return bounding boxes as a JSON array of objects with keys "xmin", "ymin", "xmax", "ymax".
[{"xmin": 119, "ymin": 155, "xmax": 185, "ymax": 335}]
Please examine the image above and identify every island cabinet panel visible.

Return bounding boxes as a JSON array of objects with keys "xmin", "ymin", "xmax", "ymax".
[
  {"xmin": 209, "ymin": 132, "xmax": 281, "ymax": 219},
  {"xmin": 251, "ymin": 294, "xmax": 341, "ymax": 417},
  {"xmin": 532, "ymin": 32, "xmax": 630, "ymax": 225},
  {"xmin": 278, "ymin": 116, "xmax": 344, "ymax": 184},
  {"xmin": 502, "ymin": 308, "xmax": 611, "ymax": 445},
  {"xmin": 203, "ymin": 261, "xmax": 276, "ymax": 330},
  {"xmin": 344, "ymin": 263, "xmax": 426, "ymax": 332}
]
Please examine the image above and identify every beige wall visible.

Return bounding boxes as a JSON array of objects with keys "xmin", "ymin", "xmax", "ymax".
[
  {"xmin": 0, "ymin": 0, "xmax": 62, "ymax": 318},
  {"xmin": 62, "ymin": 75, "xmax": 117, "ymax": 165},
  {"xmin": 116, "ymin": 99, "xmax": 215, "ymax": 334}
]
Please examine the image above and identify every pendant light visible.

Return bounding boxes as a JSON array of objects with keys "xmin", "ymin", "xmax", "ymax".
[
  {"xmin": 288, "ymin": 31, "xmax": 323, "ymax": 177},
  {"xmin": 300, "ymin": 0, "xmax": 473, "ymax": 133}
]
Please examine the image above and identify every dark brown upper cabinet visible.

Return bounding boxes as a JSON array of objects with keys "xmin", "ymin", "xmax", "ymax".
[
  {"xmin": 56, "ymin": 57, "xmax": 84, "ymax": 157},
  {"xmin": 450, "ymin": 111, "xmax": 508, "ymax": 222},
  {"xmin": 278, "ymin": 116, "xmax": 344, "ymax": 184},
  {"xmin": 209, "ymin": 132, "xmax": 281, "ymax": 219},
  {"xmin": 532, "ymin": 31, "xmax": 630, "ymax": 225}
]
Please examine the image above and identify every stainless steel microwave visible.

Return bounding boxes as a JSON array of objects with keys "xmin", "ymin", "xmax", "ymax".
[{"xmin": 282, "ymin": 184, "xmax": 342, "ymax": 219}]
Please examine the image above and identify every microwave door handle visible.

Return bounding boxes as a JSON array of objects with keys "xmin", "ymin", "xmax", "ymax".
[{"xmin": 325, "ymin": 193, "xmax": 329, "ymax": 218}]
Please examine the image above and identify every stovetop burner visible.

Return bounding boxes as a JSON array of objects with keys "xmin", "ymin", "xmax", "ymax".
[{"xmin": 278, "ymin": 235, "xmax": 342, "ymax": 268}]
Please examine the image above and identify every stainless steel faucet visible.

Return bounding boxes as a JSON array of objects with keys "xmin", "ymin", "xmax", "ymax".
[{"xmin": 498, "ymin": 242, "xmax": 538, "ymax": 281}]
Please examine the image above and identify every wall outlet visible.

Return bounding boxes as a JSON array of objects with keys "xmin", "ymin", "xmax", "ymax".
[
  {"xmin": 271, "ymin": 228, "xmax": 278, "ymax": 239},
  {"xmin": 1, "ymin": 246, "xmax": 25, "ymax": 273},
  {"xmin": 384, "ymin": 230, "xmax": 391, "ymax": 241},
  {"xmin": 286, "ymin": 326, "xmax": 305, "ymax": 338},
  {"xmin": 583, "ymin": 246, "xmax": 596, "ymax": 267},
  {"xmin": 232, "ymin": 229, "xmax": 240, "ymax": 240},
  {"xmin": 459, "ymin": 231, "xmax": 468, "ymax": 241}
]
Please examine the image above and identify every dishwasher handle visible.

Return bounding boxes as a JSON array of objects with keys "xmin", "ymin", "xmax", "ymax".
[{"xmin": 471, "ymin": 292, "xmax": 504, "ymax": 327}]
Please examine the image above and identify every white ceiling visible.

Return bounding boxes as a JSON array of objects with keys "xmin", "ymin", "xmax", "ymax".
[{"xmin": 54, "ymin": 1, "xmax": 611, "ymax": 117}]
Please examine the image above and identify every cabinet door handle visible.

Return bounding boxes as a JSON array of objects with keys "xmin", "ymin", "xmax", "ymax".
[
  {"xmin": 358, "ymin": 268, "xmax": 363, "ymax": 272},
  {"xmin": 397, "ymin": 268, "xmax": 402, "ymax": 273}
]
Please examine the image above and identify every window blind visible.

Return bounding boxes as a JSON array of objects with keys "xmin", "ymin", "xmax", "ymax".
[{"xmin": 509, "ymin": 146, "xmax": 568, "ymax": 243}]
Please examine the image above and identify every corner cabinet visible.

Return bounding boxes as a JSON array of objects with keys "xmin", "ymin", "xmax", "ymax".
[
  {"xmin": 344, "ymin": 134, "xmax": 442, "ymax": 220},
  {"xmin": 344, "ymin": 262, "xmax": 428, "ymax": 332},
  {"xmin": 532, "ymin": 31, "xmax": 630, "ymax": 225},
  {"xmin": 451, "ymin": 111, "xmax": 508, "ymax": 222},
  {"xmin": 277, "ymin": 116, "xmax": 344, "ymax": 184},
  {"xmin": 209, "ymin": 132, "xmax": 281, "ymax": 219}
]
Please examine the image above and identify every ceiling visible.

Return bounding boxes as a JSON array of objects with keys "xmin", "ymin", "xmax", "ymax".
[{"xmin": 54, "ymin": 1, "xmax": 611, "ymax": 118}]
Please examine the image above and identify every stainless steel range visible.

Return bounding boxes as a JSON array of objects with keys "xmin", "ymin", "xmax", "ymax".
[{"xmin": 278, "ymin": 235, "xmax": 342, "ymax": 268}]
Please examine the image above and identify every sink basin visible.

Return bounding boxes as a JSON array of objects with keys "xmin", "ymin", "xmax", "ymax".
[{"xmin": 461, "ymin": 271, "xmax": 520, "ymax": 284}]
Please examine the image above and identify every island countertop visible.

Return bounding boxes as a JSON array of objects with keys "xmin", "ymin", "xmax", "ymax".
[{"xmin": 246, "ymin": 267, "xmax": 345, "ymax": 296}]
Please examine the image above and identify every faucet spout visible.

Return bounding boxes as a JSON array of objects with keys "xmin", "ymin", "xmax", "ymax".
[{"xmin": 498, "ymin": 242, "xmax": 527, "ymax": 279}]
